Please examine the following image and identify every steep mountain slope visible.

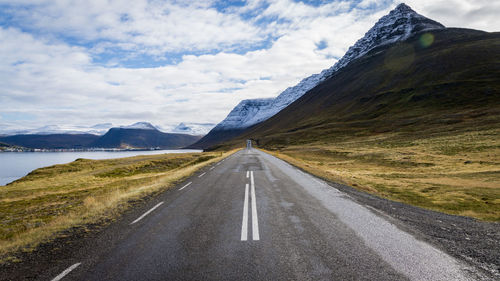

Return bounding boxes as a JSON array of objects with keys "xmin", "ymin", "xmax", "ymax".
[
  {"xmin": 92, "ymin": 126, "xmax": 201, "ymax": 149},
  {"xmin": 193, "ymin": 3, "xmax": 445, "ymax": 149},
  {"xmin": 227, "ymin": 27, "xmax": 499, "ymax": 147},
  {"xmin": 0, "ymin": 134, "xmax": 100, "ymax": 149},
  {"xmin": 211, "ymin": 98, "xmax": 275, "ymax": 131},
  {"xmin": 191, "ymin": 98, "xmax": 273, "ymax": 148}
]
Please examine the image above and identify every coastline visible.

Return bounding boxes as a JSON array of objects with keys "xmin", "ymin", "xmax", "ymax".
[
  {"xmin": 0, "ymin": 147, "xmax": 188, "ymax": 152},
  {"xmin": 0, "ymin": 149, "xmax": 203, "ymax": 186}
]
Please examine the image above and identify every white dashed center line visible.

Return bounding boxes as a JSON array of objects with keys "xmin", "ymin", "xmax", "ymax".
[
  {"xmin": 179, "ymin": 182, "xmax": 192, "ymax": 191},
  {"xmin": 198, "ymin": 172, "xmax": 206, "ymax": 178},
  {"xmin": 130, "ymin": 201, "xmax": 164, "ymax": 225},
  {"xmin": 51, "ymin": 262, "xmax": 81, "ymax": 281}
]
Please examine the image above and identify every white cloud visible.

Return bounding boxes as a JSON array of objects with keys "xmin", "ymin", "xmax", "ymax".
[
  {"xmin": 0, "ymin": 0, "xmax": 499, "ymax": 133},
  {"xmin": 402, "ymin": 0, "xmax": 500, "ymax": 31},
  {"xmin": 0, "ymin": 0, "xmax": 264, "ymax": 55}
]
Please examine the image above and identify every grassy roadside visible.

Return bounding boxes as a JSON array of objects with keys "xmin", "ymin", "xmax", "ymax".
[
  {"xmin": 262, "ymin": 128, "xmax": 500, "ymax": 222},
  {"xmin": 0, "ymin": 149, "xmax": 239, "ymax": 262}
]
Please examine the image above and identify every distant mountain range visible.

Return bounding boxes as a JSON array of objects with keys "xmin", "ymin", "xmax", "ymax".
[
  {"xmin": 170, "ymin": 122, "xmax": 216, "ymax": 136},
  {"xmin": 193, "ymin": 4, "xmax": 499, "ymax": 149},
  {"xmin": 191, "ymin": 3, "xmax": 448, "ymax": 149},
  {"xmin": 0, "ymin": 122, "xmax": 215, "ymax": 137},
  {"xmin": 0, "ymin": 123, "xmax": 114, "ymax": 136},
  {"xmin": 0, "ymin": 122, "xmax": 201, "ymax": 149},
  {"xmin": 0, "ymin": 134, "xmax": 100, "ymax": 150},
  {"xmin": 92, "ymin": 124, "xmax": 201, "ymax": 149}
]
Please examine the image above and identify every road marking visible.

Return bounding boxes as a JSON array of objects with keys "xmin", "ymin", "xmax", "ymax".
[
  {"xmin": 216, "ymin": 162, "xmax": 221, "ymax": 166},
  {"xmin": 241, "ymin": 183, "xmax": 249, "ymax": 241},
  {"xmin": 312, "ymin": 178, "xmax": 323, "ymax": 185},
  {"xmin": 130, "ymin": 202, "xmax": 164, "ymax": 225},
  {"xmin": 51, "ymin": 262, "xmax": 81, "ymax": 281},
  {"xmin": 240, "ymin": 171, "xmax": 260, "ymax": 241},
  {"xmin": 198, "ymin": 172, "xmax": 206, "ymax": 178},
  {"xmin": 179, "ymin": 182, "xmax": 192, "ymax": 190},
  {"xmin": 250, "ymin": 171, "xmax": 260, "ymax": 240},
  {"xmin": 210, "ymin": 166, "xmax": 215, "ymax": 170}
]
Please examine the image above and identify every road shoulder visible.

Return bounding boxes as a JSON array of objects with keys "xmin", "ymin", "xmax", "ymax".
[{"xmin": 258, "ymin": 149, "xmax": 500, "ymax": 279}]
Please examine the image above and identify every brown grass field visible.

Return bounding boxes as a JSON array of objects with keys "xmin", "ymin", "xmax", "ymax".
[
  {"xmin": 263, "ymin": 128, "xmax": 500, "ymax": 222},
  {"xmin": 0, "ymin": 150, "xmax": 238, "ymax": 262}
]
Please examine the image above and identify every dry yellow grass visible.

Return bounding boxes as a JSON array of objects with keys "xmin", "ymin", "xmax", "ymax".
[
  {"xmin": 0, "ymin": 149, "xmax": 239, "ymax": 261},
  {"xmin": 264, "ymin": 128, "xmax": 500, "ymax": 221}
]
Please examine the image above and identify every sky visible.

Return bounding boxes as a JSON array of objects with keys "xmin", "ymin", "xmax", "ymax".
[{"xmin": 1, "ymin": 0, "xmax": 499, "ymax": 133}]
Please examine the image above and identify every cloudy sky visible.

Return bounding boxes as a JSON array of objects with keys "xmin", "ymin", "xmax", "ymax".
[{"xmin": 1, "ymin": 0, "xmax": 499, "ymax": 133}]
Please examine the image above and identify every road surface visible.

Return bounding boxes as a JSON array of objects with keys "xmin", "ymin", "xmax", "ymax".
[{"xmin": 47, "ymin": 148, "xmax": 483, "ymax": 281}]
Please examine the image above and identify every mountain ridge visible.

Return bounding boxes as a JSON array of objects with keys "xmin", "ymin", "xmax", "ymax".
[
  {"xmin": 0, "ymin": 121, "xmax": 212, "ymax": 136},
  {"xmin": 192, "ymin": 3, "xmax": 446, "ymax": 148},
  {"xmin": 0, "ymin": 123, "xmax": 202, "ymax": 149},
  {"xmin": 170, "ymin": 122, "xmax": 216, "ymax": 135},
  {"xmin": 92, "ymin": 127, "xmax": 201, "ymax": 149},
  {"xmin": 0, "ymin": 134, "xmax": 100, "ymax": 149},
  {"xmin": 224, "ymin": 27, "xmax": 499, "ymax": 148}
]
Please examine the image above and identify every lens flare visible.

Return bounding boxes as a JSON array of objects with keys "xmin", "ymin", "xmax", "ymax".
[
  {"xmin": 384, "ymin": 43, "xmax": 415, "ymax": 71},
  {"xmin": 419, "ymin": 33, "xmax": 434, "ymax": 48}
]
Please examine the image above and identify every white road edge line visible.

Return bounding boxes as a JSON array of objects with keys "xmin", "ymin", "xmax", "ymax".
[
  {"xmin": 210, "ymin": 166, "xmax": 215, "ymax": 170},
  {"xmin": 241, "ymin": 183, "xmax": 249, "ymax": 241},
  {"xmin": 198, "ymin": 172, "xmax": 206, "ymax": 178},
  {"xmin": 130, "ymin": 202, "xmax": 164, "ymax": 225},
  {"xmin": 250, "ymin": 171, "xmax": 260, "ymax": 240},
  {"xmin": 312, "ymin": 178, "xmax": 323, "ymax": 185},
  {"xmin": 179, "ymin": 182, "xmax": 192, "ymax": 191},
  {"xmin": 246, "ymin": 170, "xmax": 249, "ymax": 178},
  {"xmin": 51, "ymin": 262, "xmax": 81, "ymax": 281}
]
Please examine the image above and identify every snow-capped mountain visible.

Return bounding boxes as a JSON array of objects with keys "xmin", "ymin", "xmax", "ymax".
[
  {"xmin": 0, "ymin": 123, "xmax": 114, "ymax": 136},
  {"xmin": 319, "ymin": 3, "xmax": 444, "ymax": 78},
  {"xmin": 119, "ymin": 122, "xmax": 158, "ymax": 130},
  {"xmin": 170, "ymin": 122, "xmax": 216, "ymax": 136},
  {"xmin": 213, "ymin": 98, "xmax": 274, "ymax": 130},
  {"xmin": 210, "ymin": 3, "xmax": 444, "ymax": 132}
]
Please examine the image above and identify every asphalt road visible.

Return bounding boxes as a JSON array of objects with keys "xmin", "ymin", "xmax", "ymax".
[{"xmin": 47, "ymin": 148, "xmax": 485, "ymax": 281}]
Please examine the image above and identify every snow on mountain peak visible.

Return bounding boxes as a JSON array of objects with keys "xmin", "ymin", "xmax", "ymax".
[
  {"xmin": 211, "ymin": 3, "xmax": 444, "ymax": 132},
  {"xmin": 0, "ymin": 123, "xmax": 114, "ymax": 136},
  {"xmin": 120, "ymin": 122, "xmax": 158, "ymax": 130},
  {"xmin": 320, "ymin": 2, "xmax": 445, "ymax": 78},
  {"xmin": 170, "ymin": 122, "xmax": 216, "ymax": 135},
  {"xmin": 214, "ymin": 98, "xmax": 274, "ymax": 130}
]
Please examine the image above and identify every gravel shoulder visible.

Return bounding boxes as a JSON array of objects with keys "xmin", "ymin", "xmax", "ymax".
[{"xmin": 299, "ymin": 167, "xmax": 500, "ymax": 279}]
